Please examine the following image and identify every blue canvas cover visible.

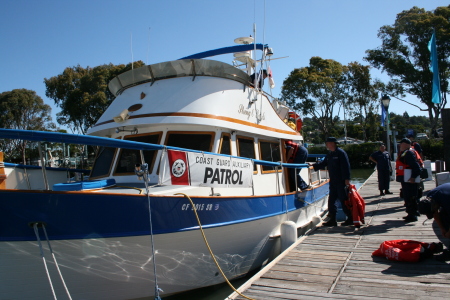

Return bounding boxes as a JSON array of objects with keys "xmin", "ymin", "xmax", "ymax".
[{"xmin": 53, "ymin": 179, "xmax": 116, "ymax": 191}]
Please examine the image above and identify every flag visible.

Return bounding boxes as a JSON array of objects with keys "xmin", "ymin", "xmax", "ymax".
[
  {"xmin": 381, "ymin": 103, "xmax": 386, "ymax": 127},
  {"xmin": 166, "ymin": 150, "xmax": 190, "ymax": 185},
  {"xmin": 428, "ymin": 29, "xmax": 441, "ymax": 104}
]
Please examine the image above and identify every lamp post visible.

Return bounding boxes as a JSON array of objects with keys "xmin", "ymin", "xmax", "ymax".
[{"xmin": 381, "ymin": 94, "xmax": 391, "ymax": 156}]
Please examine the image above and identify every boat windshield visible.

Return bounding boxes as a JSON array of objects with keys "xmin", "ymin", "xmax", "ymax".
[
  {"xmin": 108, "ymin": 59, "xmax": 250, "ymax": 96},
  {"xmin": 165, "ymin": 132, "xmax": 215, "ymax": 152}
]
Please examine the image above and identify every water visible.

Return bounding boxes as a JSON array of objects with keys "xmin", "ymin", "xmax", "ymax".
[
  {"xmin": 351, "ymin": 168, "xmax": 374, "ymax": 190},
  {"xmin": 156, "ymin": 168, "xmax": 374, "ymax": 300}
]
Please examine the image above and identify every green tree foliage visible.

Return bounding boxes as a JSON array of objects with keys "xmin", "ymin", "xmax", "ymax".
[
  {"xmin": 281, "ymin": 57, "xmax": 347, "ymax": 140},
  {"xmin": 364, "ymin": 5, "xmax": 450, "ymax": 131},
  {"xmin": 344, "ymin": 62, "xmax": 380, "ymax": 141},
  {"xmin": 282, "ymin": 58, "xmax": 380, "ymax": 142},
  {"xmin": 44, "ymin": 61, "xmax": 145, "ymax": 134},
  {"xmin": 0, "ymin": 89, "xmax": 55, "ymax": 163}
]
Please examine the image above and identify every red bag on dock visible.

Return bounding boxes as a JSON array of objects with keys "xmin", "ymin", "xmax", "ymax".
[
  {"xmin": 345, "ymin": 184, "xmax": 365, "ymax": 228},
  {"xmin": 372, "ymin": 240, "xmax": 441, "ymax": 262}
]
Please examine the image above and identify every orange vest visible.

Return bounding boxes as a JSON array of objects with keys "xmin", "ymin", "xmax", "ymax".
[
  {"xmin": 285, "ymin": 140, "xmax": 298, "ymax": 163},
  {"xmin": 396, "ymin": 148, "xmax": 423, "ymax": 176}
]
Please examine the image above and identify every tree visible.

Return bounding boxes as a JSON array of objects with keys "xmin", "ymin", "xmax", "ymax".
[
  {"xmin": 0, "ymin": 89, "xmax": 55, "ymax": 163},
  {"xmin": 344, "ymin": 62, "xmax": 380, "ymax": 141},
  {"xmin": 281, "ymin": 57, "xmax": 347, "ymax": 140},
  {"xmin": 44, "ymin": 61, "xmax": 145, "ymax": 134},
  {"xmin": 364, "ymin": 5, "xmax": 450, "ymax": 132}
]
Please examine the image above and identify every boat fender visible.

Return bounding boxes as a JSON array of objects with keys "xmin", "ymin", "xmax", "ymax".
[{"xmin": 281, "ymin": 221, "xmax": 297, "ymax": 252}]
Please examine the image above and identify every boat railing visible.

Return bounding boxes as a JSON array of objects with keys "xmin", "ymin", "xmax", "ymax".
[{"xmin": 0, "ymin": 129, "xmax": 326, "ymax": 191}]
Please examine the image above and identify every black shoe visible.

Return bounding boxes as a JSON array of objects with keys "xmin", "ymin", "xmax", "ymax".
[
  {"xmin": 403, "ymin": 212, "xmax": 420, "ymax": 219},
  {"xmin": 341, "ymin": 219, "xmax": 353, "ymax": 226},
  {"xmin": 385, "ymin": 190, "xmax": 393, "ymax": 194},
  {"xmin": 299, "ymin": 185, "xmax": 311, "ymax": 191},
  {"xmin": 380, "ymin": 191, "xmax": 385, "ymax": 196},
  {"xmin": 323, "ymin": 219, "xmax": 337, "ymax": 226},
  {"xmin": 404, "ymin": 215, "xmax": 418, "ymax": 223}
]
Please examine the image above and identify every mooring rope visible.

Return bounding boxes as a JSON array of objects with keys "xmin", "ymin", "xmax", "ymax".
[
  {"xmin": 175, "ymin": 193, "xmax": 255, "ymax": 300},
  {"xmin": 41, "ymin": 225, "xmax": 72, "ymax": 300},
  {"xmin": 137, "ymin": 161, "xmax": 163, "ymax": 300},
  {"xmin": 33, "ymin": 223, "xmax": 57, "ymax": 300}
]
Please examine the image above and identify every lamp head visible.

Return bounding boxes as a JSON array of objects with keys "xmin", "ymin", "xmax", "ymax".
[{"xmin": 381, "ymin": 94, "xmax": 391, "ymax": 109}]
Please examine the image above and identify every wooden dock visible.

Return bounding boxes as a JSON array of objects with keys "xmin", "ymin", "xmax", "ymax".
[{"xmin": 227, "ymin": 172, "xmax": 450, "ymax": 300}]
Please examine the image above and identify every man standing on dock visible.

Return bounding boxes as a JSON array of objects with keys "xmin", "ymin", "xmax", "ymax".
[
  {"xmin": 396, "ymin": 138, "xmax": 422, "ymax": 223},
  {"xmin": 312, "ymin": 137, "xmax": 351, "ymax": 226},
  {"xmin": 369, "ymin": 143, "xmax": 393, "ymax": 196}
]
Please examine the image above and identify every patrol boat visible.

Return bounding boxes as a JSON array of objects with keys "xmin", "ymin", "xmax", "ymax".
[{"xmin": 0, "ymin": 36, "xmax": 330, "ymax": 299}]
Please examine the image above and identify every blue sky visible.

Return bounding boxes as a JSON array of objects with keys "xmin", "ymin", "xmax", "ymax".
[{"xmin": 1, "ymin": 0, "xmax": 448, "ymax": 130}]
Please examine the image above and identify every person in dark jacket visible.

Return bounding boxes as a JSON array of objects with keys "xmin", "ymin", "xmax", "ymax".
[
  {"xmin": 369, "ymin": 143, "xmax": 393, "ymax": 196},
  {"xmin": 285, "ymin": 140, "xmax": 309, "ymax": 191},
  {"xmin": 312, "ymin": 137, "xmax": 351, "ymax": 226},
  {"xmin": 418, "ymin": 183, "xmax": 450, "ymax": 260},
  {"xmin": 406, "ymin": 134, "xmax": 423, "ymax": 160},
  {"xmin": 396, "ymin": 138, "xmax": 422, "ymax": 222},
  {"xmin": 250, "ymin": 69, "xmax": 267, "ymax": 88}
]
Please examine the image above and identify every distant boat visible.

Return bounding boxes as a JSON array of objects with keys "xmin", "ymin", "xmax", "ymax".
[{"xmin": 0, "ymin": 36, "xmax": 330, "ymax": 299}]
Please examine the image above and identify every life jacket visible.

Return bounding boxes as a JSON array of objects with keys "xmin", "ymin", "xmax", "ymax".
[
  {"xmin": 395, "ymin": 148, "xmax": 423, "ymax": 177},
  {"xmin": 344, "ymin": 184, "xmax": 365, "ymax": 228},
  {"xmin": 372, "ymin": 240, "xmax": 443, "ymax": 262},
  {"xmin": 285, "ymin": 140, "xmax": 298, "ymax": 163}
]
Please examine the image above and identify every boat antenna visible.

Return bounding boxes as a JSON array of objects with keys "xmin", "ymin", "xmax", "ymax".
[
  {"xmin": 262, "ymin": 0, "xmax": 266, "ymax": 47},
  {"xmin": 130, "ymin": 32, "xmax": 134, "ymax": 69},
  {"xmin": 147, "ymin": 27, "xmax": 151, "ymax": 65}
]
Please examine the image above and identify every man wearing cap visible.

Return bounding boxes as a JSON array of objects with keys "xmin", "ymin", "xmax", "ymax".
[
  {"xmin": 369, "ymin": 143, "xmax": 393, "ymax": 196},
  {"xmin": 418, "ymin": 183, "xmax": 450, "ymax": 260},
  {"xmin": 312, "ymin": 137, "xmax": 351, "ymax": 226},
  {"xmin": 285, "ymin": 140, "xmax": 309, "ymax": 191},
  {"xmin": 396, "ymin": 138, "xmax": 422, "ymax": 222}
]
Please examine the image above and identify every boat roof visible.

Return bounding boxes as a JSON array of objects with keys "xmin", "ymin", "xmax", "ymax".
[
  {"xmin": 109, "ymin": 59, "xmax": 250, "ymax": 97},
  {"xmin": 109, "ymin": 43, "xmax": 268, "ymax": 96}
]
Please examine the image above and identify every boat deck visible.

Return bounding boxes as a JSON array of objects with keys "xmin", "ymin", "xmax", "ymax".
[{"xmin": 227, "ymin": 171, "xmax": 450, "ymax": 300}]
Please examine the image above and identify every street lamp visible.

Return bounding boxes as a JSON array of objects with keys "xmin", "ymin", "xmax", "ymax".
[{"xmin": 381, "ymin": 94, "xmax": 391, "ymax": 155}]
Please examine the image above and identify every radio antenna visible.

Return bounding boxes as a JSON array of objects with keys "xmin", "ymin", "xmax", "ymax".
[
  {"xmin": 147, "ymin": 27, "xmax": 151, "ymax": 65},
  {"xmin": 130, "ymin": 32, "xmax": 134, "ymax": 69}
]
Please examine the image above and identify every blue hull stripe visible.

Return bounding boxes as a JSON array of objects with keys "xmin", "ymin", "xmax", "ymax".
[{"xmin": 0, "ymin": 184, "xmax": 328, "ymax": 241}]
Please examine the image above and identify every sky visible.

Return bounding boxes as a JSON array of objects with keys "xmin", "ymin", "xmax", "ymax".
[{"xmin": 1, "ymin": 0, "xmax": 448, "ymax": 130}]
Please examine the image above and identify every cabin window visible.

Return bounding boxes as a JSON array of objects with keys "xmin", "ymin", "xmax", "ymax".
[
  {"xmin": 114, "ymin": 133, "xmax": 161, "ymax": 175},
  {"xmin": 259, "ymin": 140, "xmax": 281, "ymax": 173},
  {"xmin": 90, "ymin": 147, "xmax": 116, "ymax": 178},
  {"xmin": 219, "ymin": 133, "xmax": 231, "ymax": 155},
  {"xmin": 165, "ymin": 132, "xmax": 215, "ymax": 152},
  {"xmin": 236, "ymin": 136, "xmax": 257, "ymax": 171}
]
